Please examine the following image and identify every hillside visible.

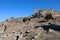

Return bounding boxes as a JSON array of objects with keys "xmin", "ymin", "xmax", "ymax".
[{"xmin": 0, "ymin": 9, "xmax": 60, "ymax": 40}]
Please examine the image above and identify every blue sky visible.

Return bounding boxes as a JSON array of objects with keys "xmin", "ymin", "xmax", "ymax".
[{"xmin": 0, "ymin": 0, "xmax": 60, "ymax": 22}]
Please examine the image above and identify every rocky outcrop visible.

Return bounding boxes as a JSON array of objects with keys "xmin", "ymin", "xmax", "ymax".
[{"xmin": 0, "ymin": 9, "xmax": 60, "ymax": 40}]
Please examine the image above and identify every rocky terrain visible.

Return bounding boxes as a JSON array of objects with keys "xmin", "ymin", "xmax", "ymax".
[{"xmin": 0, "ymin": 8, "xmax": 60, "ymax": 40}]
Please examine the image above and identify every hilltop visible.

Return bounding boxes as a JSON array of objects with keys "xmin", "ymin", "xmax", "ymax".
[{"xmin": 0, "ymin": 8, "xmax": 60, "ymax": 40}]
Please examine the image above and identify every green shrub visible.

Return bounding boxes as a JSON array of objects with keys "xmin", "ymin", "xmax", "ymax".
[
  {"xmin": 40, "ymin": 14, "xmax": 44, "ymax": 18},
  {"xmin": 23, "ymin": 18, "xmax": 27, "ymax": 22},
  {"xmin": 44, "ymin": 13, "xmax": 53, "ymax": 20},
  {"xmin": 23, "ymin": 17, "xmax": 30, "ymax": 22}
]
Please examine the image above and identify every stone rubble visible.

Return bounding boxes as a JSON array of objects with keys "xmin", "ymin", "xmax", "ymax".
[{"xmin": 0, "ymin": 9, "xmax": 60, "ymax": 40}]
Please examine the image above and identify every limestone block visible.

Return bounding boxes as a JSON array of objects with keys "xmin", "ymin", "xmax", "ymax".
[{"xmin": 49, "ymin": 29, "xmax": 54, "ymax": 32}]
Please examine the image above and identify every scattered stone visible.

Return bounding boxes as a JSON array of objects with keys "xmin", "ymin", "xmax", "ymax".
[{"xmin": 0, "ymin": 9, "xmax": 60, "ymax": 40}]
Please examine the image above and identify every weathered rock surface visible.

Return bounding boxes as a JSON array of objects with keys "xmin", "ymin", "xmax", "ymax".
[{"xmin": 0, "ymin": 9, "xmax": 60, "ymax": 40}]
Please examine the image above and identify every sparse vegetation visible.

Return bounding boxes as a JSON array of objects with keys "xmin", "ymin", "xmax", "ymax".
[
  {"xmin": 44, "ymin": 13, "xmax": 53, "ymax": 20},
  {"xmin": 39, "ymin": 13, "xmax": 43, "ymax": 18},
  {"xmin": 0, "ymin": 9, "xmax": 60, "ymax": 40},
  {"xmin": 10, "ymin": 17, "xmax": 14, "ymax": 21},
  {"xmin": 23, "ymin": 17, "xmax": 30, "ymax": 22},
  {"xmin": 10, "ymin": 17, "xmax": 14, "ymax": 19}
]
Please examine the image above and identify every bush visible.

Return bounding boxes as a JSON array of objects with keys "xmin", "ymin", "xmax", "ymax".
[
  {"xmin": 10, "ymin": 17, "xmax": 14, "ymax": 21},
  {"xmin": 23, "ymin": 17, "xmax": 30, "ymax": 22},
  {"xmin": 40, "ymin": 14, "xmax": 44, "ymax": 18},
  {"xmin": 44, "ymin": 13, "xmax": 53, "ymax": 20},
  {"xmin": 23, "ymin": 18, "xmax": 27, "ymax": 22}
]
